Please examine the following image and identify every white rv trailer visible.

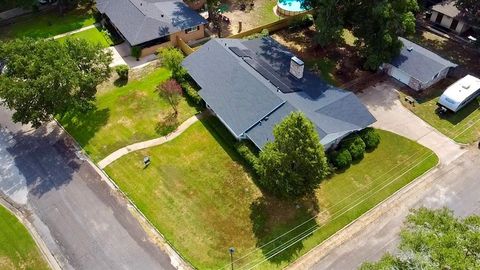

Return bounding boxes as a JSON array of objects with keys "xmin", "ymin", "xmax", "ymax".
[{"xmin": 437, "ymin": 75, "xmax": 480, "ymax": 113}]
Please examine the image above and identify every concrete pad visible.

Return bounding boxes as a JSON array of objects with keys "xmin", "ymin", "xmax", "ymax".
[{"xmin": 358, "ymin": 80, "xmax": 466, "ymax": 165}]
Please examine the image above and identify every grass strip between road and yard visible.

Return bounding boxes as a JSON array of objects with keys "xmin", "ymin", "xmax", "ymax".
[
  {"xmin": 104, "ymin": 116, "xmax": 438, "ymax": 270},
  {"xmin": 0, "ymin": 205, "xmax": 49, "ymax": 270}
]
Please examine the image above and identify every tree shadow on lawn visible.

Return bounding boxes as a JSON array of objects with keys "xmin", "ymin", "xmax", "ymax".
[
  {"xmin": 58, "ymin": 108, "xmax": 110, "ymax": 147},
  {"xmin": 249, "ymin": 193, "xmax": 319, "ymax": 265},
  {"xmin": 155, "ymin": 112, "xmax": 179, "ymax": 136}
]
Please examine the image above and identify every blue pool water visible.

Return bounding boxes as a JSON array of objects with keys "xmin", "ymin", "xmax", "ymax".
[{"xmin": 277, "ymin": 0, "xmax": 305, "ymax": 12}]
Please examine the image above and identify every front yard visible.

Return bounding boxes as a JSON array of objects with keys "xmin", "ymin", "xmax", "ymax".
[
  {"xmin": 104, "ymin": 116, "xmax": 438, "ymax": 269},
  {"xmin": 0, "ymin": 7, "xmax": 95, "ymax": 39},
  {"xmin": 59, "ymin": 67, "xmax": 198, "ymax": 162},
  {"xmin": 0, "ymin": 205, "xmax": 49, "ymax": 270},
  {"xmin": 399, "ymin": 79, "xmax": 480, "ymax": 144},
  {"xmin": 56, "ymin": 26, "xmax": 114, "ymax": 48}
]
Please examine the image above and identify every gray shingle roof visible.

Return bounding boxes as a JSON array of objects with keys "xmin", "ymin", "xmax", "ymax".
[
  {"xmin": 390, "ymin": 37, "xmax": 457, "ymax": 83},
  {"xmin": 183, "ymin": 37, "xmax": 376, "ymax": 149},
  {"xmin": 432, "ymin": 1, "xmax": 461, "ymax": 18},
  {"xmin": 97, "ymin": 0, "xmax": 207, "ymax": 46}
]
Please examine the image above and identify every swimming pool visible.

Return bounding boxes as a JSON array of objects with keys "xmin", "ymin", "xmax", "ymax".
[{"xmin": 277, "ymin": 0, "xmax": 306, "ymax": 16}]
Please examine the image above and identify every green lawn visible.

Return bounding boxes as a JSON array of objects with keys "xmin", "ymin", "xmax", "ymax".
[
  {"xmin": 56, "ymin": 26, "xmax": 113, "ymax": 48},
  {"xmin": 0, "ymin": 205, "xmax": 49, "ymax": 270},
  {"xmin": 257, "ymin": 0, "xmax": 280, "ymax": 26},
  {"xmin": 0, "ymin": 8, "xmax": 95, "ymax": 39},
  {"xmin": 399, "ymin": 79, "xmax": 480, "ymax": 144},
  {"xmin": 104, "ymin": 116, "xmax": 438, "ymax": 269},
  {"xmin": 59, "ymin": 68, "xmax": 198, "ymax": 162}
]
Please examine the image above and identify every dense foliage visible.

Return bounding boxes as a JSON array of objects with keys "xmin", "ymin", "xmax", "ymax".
[
  {"xmin": 115, "ymin": 65, "xmax": 129, "ymax": 81},
  {"xmin": 156, "ymin": 79, "xmax": 183, "ymax": 115},
  {"xmin": 360, "ymin": 207, "xmax": 480, "ymax": 270},
  {"xmin": 158, "ymin": 47, "xmax": 187, "ymax": 81},
  {"xmin": 0, "ymin": 38, "xmax": 111, "ymax": 127},
  {"xmin": 359, "ymin": 127, "xmax": 381, "ymax": 150},
  {"xmin": 304, "ymin": 0, "xmax": 419, "ymax": 69},
  {"xmin": 341, "ymin": 133, "xmax": 366, "ymax": 160},
  {"xmin": 255, "ymin": 112, "xmax": 329, "ymax": 198},
  {"xmin": 329, "ymin": 148, "xmax": 352, "ymax": 170}
]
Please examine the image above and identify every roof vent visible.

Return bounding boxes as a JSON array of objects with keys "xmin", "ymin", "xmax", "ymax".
[{"xmin": 407, "ymin": 47, "xmax": 414, "ymax": 52}]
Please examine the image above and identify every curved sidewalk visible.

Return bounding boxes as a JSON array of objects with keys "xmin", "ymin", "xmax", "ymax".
[{"xmin": 98, "ymin": 112, "xmax": 205, "ymax": 169}]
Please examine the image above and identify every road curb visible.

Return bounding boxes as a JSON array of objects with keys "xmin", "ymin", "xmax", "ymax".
[{"xmin": 0, "ymin": 196, "xmax": 62, "ymax": 270}]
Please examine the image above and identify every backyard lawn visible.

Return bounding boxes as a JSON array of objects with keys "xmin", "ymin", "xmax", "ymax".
[
  {"xmin": 0, "ymin": 205, "xmax": 49, "ymax": 270},
  {"xmin": 59, "ymin": 68, "xmax": 198, "ymax": 162},
  {"xmin": 399, "ymin": 79, "xmax": 480, "ymax": 144},
  {"xmin": 0, "ymin": 7, "xmax": 95, "ymax": 39},
  {"xmin": 105, "ymin": 116, "xmax": 438, "ymax": 270},
  {"xmin": 56, "ymin": 26, "xmax": 114, "ymax": 48}
]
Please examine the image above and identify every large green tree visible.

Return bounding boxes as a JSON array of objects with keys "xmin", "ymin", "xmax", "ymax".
[
  {"xmin": 0, "ymin": 38, "xmax": 112, "ymax": 127},
  {"xmin": 360, "ymin": 207, "xmax": 480, "ymax": 270},
  {"xmin": 157, "ymin": 47, "xmax": 186, "ymax": 81},
  {"xmin": 255, "ymin": 112, "xmax": 329, "ymax": 198},
  {"xmin": 306, "ymin": 0, "xmax": 418, "ymax": 70},
  {"xmin": 456, "ymin": 0, "xmax": 480, "ymax": 27}
]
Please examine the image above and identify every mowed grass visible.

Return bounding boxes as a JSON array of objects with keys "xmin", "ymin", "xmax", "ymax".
[
  {"xmin": 399, "ymin": 79, "xmax": 480, "ymax": 144},
  {"xmin": 59, "ymin": 68, "xmax": 198, "ymax": 162},
  {"xmin": 0, "ymin": 205, "xmax": 49, "ymax": 270},
  {"xmin": 105, "ymin": 117, "xmax": 438, "ymax": 269},
  {"xmin": 56, "ymin": 27, "xmax": 113, "ymax": 48},
  {"xmin": 0, "ymin": 8, "xmax": 95, "ymax": 39}
]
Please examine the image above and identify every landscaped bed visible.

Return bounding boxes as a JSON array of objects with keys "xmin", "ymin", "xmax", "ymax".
[
  {"xmin": 58, "ymin": 67, "xmax": 198, "ymax": 162},
  {"xmin": 104, "ymin": 116, "xmax": 438, "ymax": 270},
  {"xmin": 56, "ymin": 26, "xmax": 114, "ymax": 48},
  {"xmin": 399, "ymin": 79, "xmax": 480, "ymax": 144},
  {"xmin": 0, "ymin": 205, "xmax": 49, "ymax": 270},
  {"xmin": 0, "ymin": 7, "xmax": 95, "ymax": 39}
]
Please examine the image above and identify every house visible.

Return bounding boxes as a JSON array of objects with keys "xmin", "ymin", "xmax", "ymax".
[
  {"xmin": 429, "ymin": 0, "xmax": 470, "ymax": 34},
  {"xmin": 382, "ymin": 37, "xmax": 457, "ymax": 91},
  {"xmin": 182, "ymin": 37, "xmax": 376, "ymax": 150},
  {"xmin": 96, "ymin": 0, "xmax": 207, "ymax": 57}
]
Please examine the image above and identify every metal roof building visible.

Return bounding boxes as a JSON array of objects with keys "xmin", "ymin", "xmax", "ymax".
[{"xmin": 183, "ymin": 37, "xmax": 376, "ymax": 150}]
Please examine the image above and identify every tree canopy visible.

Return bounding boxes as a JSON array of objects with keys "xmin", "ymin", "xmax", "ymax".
[
  {"xmin": 255, "ymin": 112, "xmax": 329, "ymax": 198},
  {"xmin": 360, "ymin": 207, "xmax": 480, "ymax": 270},
  {"xmin": 304, "ymin": 0, "xmax": 419, "ymax": 70},
  {"xmin": 158, "ymin": 47, "xmax": 187, "ymax": 82},
  {"xmin": 0, "ymin": 38, "xmax": 112, "ymax": 127}
]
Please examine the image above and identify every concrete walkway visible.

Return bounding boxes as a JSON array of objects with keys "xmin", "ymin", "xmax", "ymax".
[
  {"xmin": 52, "ymin": 23, "xmax": 99, "ymax": 39},
  {"xmin": 359, "ymin": 80, "xmax": 466, "ymax": 165},
  {"xmin": 98, "ymin": 113, "xmax": 205, "ymax": 169}
]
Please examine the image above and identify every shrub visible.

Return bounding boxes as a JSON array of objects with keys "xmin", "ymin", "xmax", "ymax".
[
  {"xmin": 329, "ymin": 148, "xmax": 352, "ymax": 170},
  {"xmin": 131, "ymin": 46, "xmax": 141, "ymax": 60},
  {"xmin": 245, "ymin": 29, "xmax": 269, "ymax": 40},
  {"xmin": 115, "ymin": 65, "xmax": 129, "ymax": 81},
  {"xmin": 235, "ymin": 142, "xmax": 259, "ymax": 169},
  {"xmin": 180, "ymin": 81, "xmax": 203, "ymax": 107},
  {"xmin": 341, "ymin": 133, "xmax": 366, "ymax": 161},
  {"xmin": 289, "ymin": 14, "xmax": 314, "ymax": 31},
  {"xmin": 359, "ymin": 127, "xmax": 380, "ymax": 150}
]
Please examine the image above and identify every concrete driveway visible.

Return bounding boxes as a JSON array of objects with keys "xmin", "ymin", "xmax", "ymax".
[
  {"xmin": 358, "ymin": 80, "xmax": 466, "ymax": 165},
  {"xmin": 108, "ymin": 42, "xmax": 157, "ymax": 69},
  {"xmin": 0, "ymin": 106, "xmax": 177, "ymax": 270}
]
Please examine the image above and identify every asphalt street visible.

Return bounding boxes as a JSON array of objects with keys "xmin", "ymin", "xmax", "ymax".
[
  {"xmin": 308, "ymin": 148, "xmax": 480, "ymax": 270},
  {"xmin": 0, "ymin": 106, "xmax": 176, "ymax": 270}
]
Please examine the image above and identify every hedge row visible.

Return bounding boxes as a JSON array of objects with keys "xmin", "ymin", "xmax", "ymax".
[{"xmin": 328, "ymin": 128, "xmax": 380, "ymax": 170}]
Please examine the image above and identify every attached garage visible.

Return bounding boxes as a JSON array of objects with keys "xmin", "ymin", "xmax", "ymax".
[{"xmin": 382, "ymin": 37, "xmax": 457, "ymax": 91}]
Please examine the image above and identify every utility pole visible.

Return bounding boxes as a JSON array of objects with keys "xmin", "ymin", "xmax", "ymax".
[{"xmin": 229, "ymin": 247, "xmax": 235, "ymax": 270}]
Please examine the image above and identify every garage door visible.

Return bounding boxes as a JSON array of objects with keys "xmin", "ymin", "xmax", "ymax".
[{"xmin": 390, "ymin": 67, "xmax": 411, "ymax": 85}]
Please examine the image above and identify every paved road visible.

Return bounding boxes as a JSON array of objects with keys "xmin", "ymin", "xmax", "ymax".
[
  {"xmin": 0, "ymin": 107, "xmax": 176, "ymax": 270},
  {"xmin": 297, "ymin": 148, "xmax": 480, "ymax": 270}
]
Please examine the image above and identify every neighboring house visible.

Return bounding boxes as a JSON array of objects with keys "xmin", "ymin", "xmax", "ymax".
[
  {"xmin": 430, "ymin": 0, "xmax": 469, "ymax": 34},
  {"xmin": 182, "ymin": 37, "xmax": 376, "ymax": 150},
  {"xmin": 96, "ymin": 0, "xmax": 207, "ymax": 57},
  {"xmin": 382, "ymin": 37, "xmax": 457, "ymax": 91}
]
